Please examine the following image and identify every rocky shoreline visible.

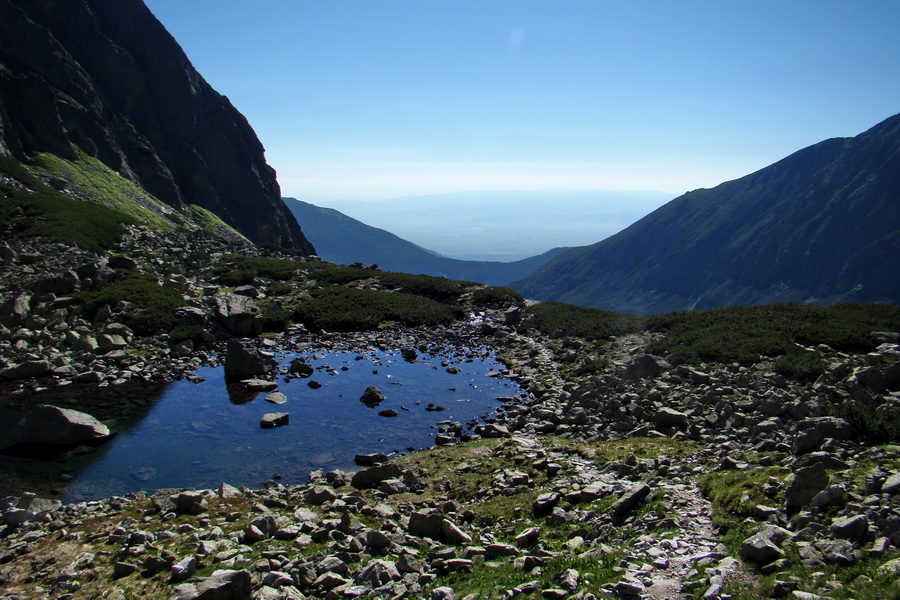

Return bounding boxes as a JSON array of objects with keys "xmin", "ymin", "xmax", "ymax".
[
  {"xmin": 1, "ymin": 230, "xmax": 899, "ymax": 599},
  {"xmin": 1, "ymin": 310, "xmax": 899, "ymax": 599}
]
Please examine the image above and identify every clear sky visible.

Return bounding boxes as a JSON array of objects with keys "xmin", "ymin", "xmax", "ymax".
[{"xmin": 143, "ymin": 0, "xmax": 900, "ymax": 203}]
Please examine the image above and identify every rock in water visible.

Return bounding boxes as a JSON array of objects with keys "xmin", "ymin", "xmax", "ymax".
[
  {"xmin": 10, "ymin": 405, "xmax": 109, "ymax": 445},
  {"xmin": 260, "ymin": 413, "xmax": 290, "ymax": 428},
  {"xmin": 224, "ymin": 339, "xmax": 276, "ymax": 381},
  {"xmin": 360, "ymin": 386, "xmax": 386, "ymax": 407}
]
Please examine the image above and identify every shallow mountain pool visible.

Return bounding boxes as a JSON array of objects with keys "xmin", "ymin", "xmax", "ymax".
[{"xmin": 0, "ymin": 346, "xmax": 520, "ymax": 503}]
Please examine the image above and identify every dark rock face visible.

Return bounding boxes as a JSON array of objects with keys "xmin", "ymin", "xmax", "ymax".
[{"xmin": 0, "ymin": 0, "xmax": 314, "ymax": 253}]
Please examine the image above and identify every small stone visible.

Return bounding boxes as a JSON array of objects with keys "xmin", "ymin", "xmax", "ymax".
[{"xmin": 260, "ymin": 413, "xmax": 289, "ymax": 428}]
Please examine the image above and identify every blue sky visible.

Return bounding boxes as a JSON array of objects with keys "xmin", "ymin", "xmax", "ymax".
[{"xmin": 144, "ymin": 0, "xmax": 900, "ymax": 203}]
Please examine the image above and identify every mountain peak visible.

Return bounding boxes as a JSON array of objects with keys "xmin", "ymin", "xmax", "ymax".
[
  {"xmin": 0, "ymin": 0, "xmax": 314, "ymax": 253},
  {"xmin": 513, "ymin": 112, "xmax": 900, "ymax": 314}
]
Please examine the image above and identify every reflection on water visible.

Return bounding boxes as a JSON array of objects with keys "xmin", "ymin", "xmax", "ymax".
[{"xmin": 0, "ymin": 347, "xmax": 518, "ymax": 502}]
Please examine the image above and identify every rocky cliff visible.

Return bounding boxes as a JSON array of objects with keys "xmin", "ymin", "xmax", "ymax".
[
  {"xmin": 513, "ymin": 113, "xmax": 900, "ymax": 314},
  {"xmin": 0, "ymin": 0, "xmax": 314, "ymax": 253}
]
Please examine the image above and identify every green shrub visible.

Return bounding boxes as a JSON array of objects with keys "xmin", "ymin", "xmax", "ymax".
[
  {"xmin": 828, "ymin": 396, "xmax": 900, "ymax": 444},
  {"xmin": 223, "ymin": 255, "xmax": 301, "ymax": 281},
  {"xmin": 520, "ymin": 301, "xmax": 643, "ymax": 341},
  {"xmin": 302, "ymin": 263, "xmax": 372, "ymax": 285},
  {"xmin": 292, "ymin": 287, "xmax": 463, "ymax": 332},
  {"xmin": 471, "ymin": 285, "xmax": 524, "ymax": 307},
  {"xmin": 170, "ymin": 324, "xmax": 215, "ymax": 348},
  {"xmin": 646, "ymin": 303, "xmax": 900, "ymax": 367},
  {"xmin": 74, "ymin": 271, "xmax": 185, "ymax": 336},
  {"xmin": 774, "ymin": 348, "xmax": 827, "ymax": 381},
  {"xmin": 217, "ymin": 269, "xmax": 256, "ymax": 287},
  {"xmin": 266, "ymin": 283, "xmax": 294, "ymax": 296},
  {"xmin": 260, "ymin": 304, "xmax": 292, "ymax": 332},
  {"xmin": 377, "ymin": 272, "xmax": 470, "ymax": 302}
]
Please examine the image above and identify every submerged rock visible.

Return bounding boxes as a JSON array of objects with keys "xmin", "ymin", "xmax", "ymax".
[{"xmin": 9, "ymin": 404, "xmax": 109, "ymax": 445}]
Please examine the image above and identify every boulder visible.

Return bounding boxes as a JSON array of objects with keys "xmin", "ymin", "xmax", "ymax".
[
  {"xmin": 611, "ymin": 482, "xmax": 651, "ymax": 523},
  {"xmin": 831, "ymin": 515, "xmax": 868, "ymax": 541},
  {"xmin": 351, "ymin": 463, "xmax": 404, "ymax": 489},
  {"xmin": 171, "ymin": 569, "xmax": 252, "ymax": 600},
  {"xmin": 0, "ymin": 293, "xmax": 31, "ymax": 326},
  {"xmin": 0, "ymin": 360, "xmax": 52, "ymax": 382},
  {"xmin": 882, "ymin": 472, "xmax": 900, "ymax": 494},
  {"xmin": 651, "ymin": 407, "xmax": 689, "ymax": 428},
  {"xmin": 9, "ymin": 405, "xmax": 109, "ymax": 445},
  {"xmin": 260, "ymin": 413, "xmax": 289, "ymax": 428},
  {"xmin": 623, "ymin": 354, "xmax": 670, "ymax": 380},
  {"xmin": 785, "ymin": 463, "xmax": 829, "ymax": 508},
  {"xmin": 360, "ymin": 386, "xmax": 385, "ymax": 407},
  {"xmin": 214, "ymin": 293, "xmax": 262, "ymax": 337},
  {"xmin": 224, "ymin": 339, "xmax": 276, "ymax": 381},
  {"xmin": 407, "ymin": 511, "xmax": 445, "ymax": 539}
]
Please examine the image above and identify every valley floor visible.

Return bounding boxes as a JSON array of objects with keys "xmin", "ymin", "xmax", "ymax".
[{"xmin": 1, "ymin": 313, "xmax": 899, "ymax": 600}]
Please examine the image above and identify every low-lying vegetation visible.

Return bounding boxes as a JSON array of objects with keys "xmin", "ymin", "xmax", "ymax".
[
  {"xmin": 74, "ymin": 271, "xmax": 185, "ymax": 336},
  {"xmin": 0, "ymin": 154, "xmax": 139, "ymax": 252},
  {"xmin": 646, "ymin": 302, "xmax": 900, "ymax": 366},
  {"xmin": 519, "ymin": 302, "xmax": 643, "ymax": 341},
  {"xmin": 292, "ymin": 286, "xmax": 465, "ymax": 332}
]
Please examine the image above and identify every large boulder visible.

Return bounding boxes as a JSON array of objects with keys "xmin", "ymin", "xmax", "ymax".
[
  {"xmin": 0, "ymin": 360, "xmax": 52, "ymax": 382},
  {"xmin": 214, "ymin": 293, "xmax": 262, "ymax": 337},
  {"xmin": 171, "ymin": 569, "xmax": 252, "ymax": 600},
  {"xmin": 224, "ymin": 339, "xmax": 276, "ymax": 381},
  {"xmin": 785, "ymin": 463, "xmax": 829, "ymax": 508},
  {"xmin": 9, "ymin": 405, "xmax": 109, "ymax": 445},
  {"xmin": 622, "ymin": 355, "xmax": 670, "ymax": 380}
]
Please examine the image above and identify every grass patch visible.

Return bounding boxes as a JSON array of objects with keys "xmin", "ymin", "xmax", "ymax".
[
  {"xmin": 74, "ymin": 271, "xmax": 185, "ymax": 336},
  {"xmin": 548, "ymin": 436, "xmax": 700, "ymax": 463},
  {"xmin": 520, "ymin": 302, "xmax": 643, "ymax": 341},
  {"xmin": 0, "ymin": 153, "xmax": 138, "ymax": 252},
  {"xmin": 186, "ymin": 204, "xmax": 247, "ymax": 240},
  {"xmin": 292, "ymin": 286, "xmax": 464, "ymax": 331},
  {"xmin": 32, "ymin": 151, "xmax": 174, "ymax": 230},
  {"xmin": 697, "ymin": 466, "xmax": 790, "ymax": 528},
  {"xmin": 429, "ymin": 551, "xmax": 626, "ymax": 599}
]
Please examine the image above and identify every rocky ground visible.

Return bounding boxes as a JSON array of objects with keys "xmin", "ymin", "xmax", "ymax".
[{"xmin": 1, "ymin": 229, "xmax": 899, "ymax": 599}]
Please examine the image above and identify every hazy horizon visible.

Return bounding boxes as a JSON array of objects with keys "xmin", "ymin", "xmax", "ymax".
[{"xmin": 304, "ymin": 189, "xmax": 673, "ymax": 262}]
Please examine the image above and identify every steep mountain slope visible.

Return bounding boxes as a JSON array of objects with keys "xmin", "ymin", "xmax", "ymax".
[
  {"xmin": 286, "ymin": 198, "xmax": 569, "ymax": 285},
  {"xmin": 0, "ymin": 0, "xmax": 313, "ymax": 252},
  {"xmin": 514, "ymin": 113, "xmax": 900, "ymax": 314}
]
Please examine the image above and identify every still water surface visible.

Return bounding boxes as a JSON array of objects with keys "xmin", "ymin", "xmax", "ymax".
[{"xmin": 0, "ymin": 347, "xmax": 519, "ymax": 503}]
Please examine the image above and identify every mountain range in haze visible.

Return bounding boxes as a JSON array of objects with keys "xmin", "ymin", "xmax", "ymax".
[
  {"xmin": 316, "ymin": 190, "xmax": 671, "ymax": 262},
  {"xmin": 285, "ymin": 198, "xmax": 570, "ymax": 286}
]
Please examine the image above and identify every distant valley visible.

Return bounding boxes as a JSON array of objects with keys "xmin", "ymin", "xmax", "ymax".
[
  {"xmin": 316, "ymin": 190, "xmax": 671, "ymax": 262},
  {"xmin": 286, "ymin": 198, "xmax": 570, "ymax": 286}
]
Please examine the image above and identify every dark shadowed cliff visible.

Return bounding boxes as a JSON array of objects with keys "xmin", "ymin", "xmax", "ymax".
[
  {"xmin": 513, "ymin": 113, "xmax": 900, "ymax": 313},
  {"xmin": 0, "ymin": 0, "xmax": 314, "ymax": 252}
]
